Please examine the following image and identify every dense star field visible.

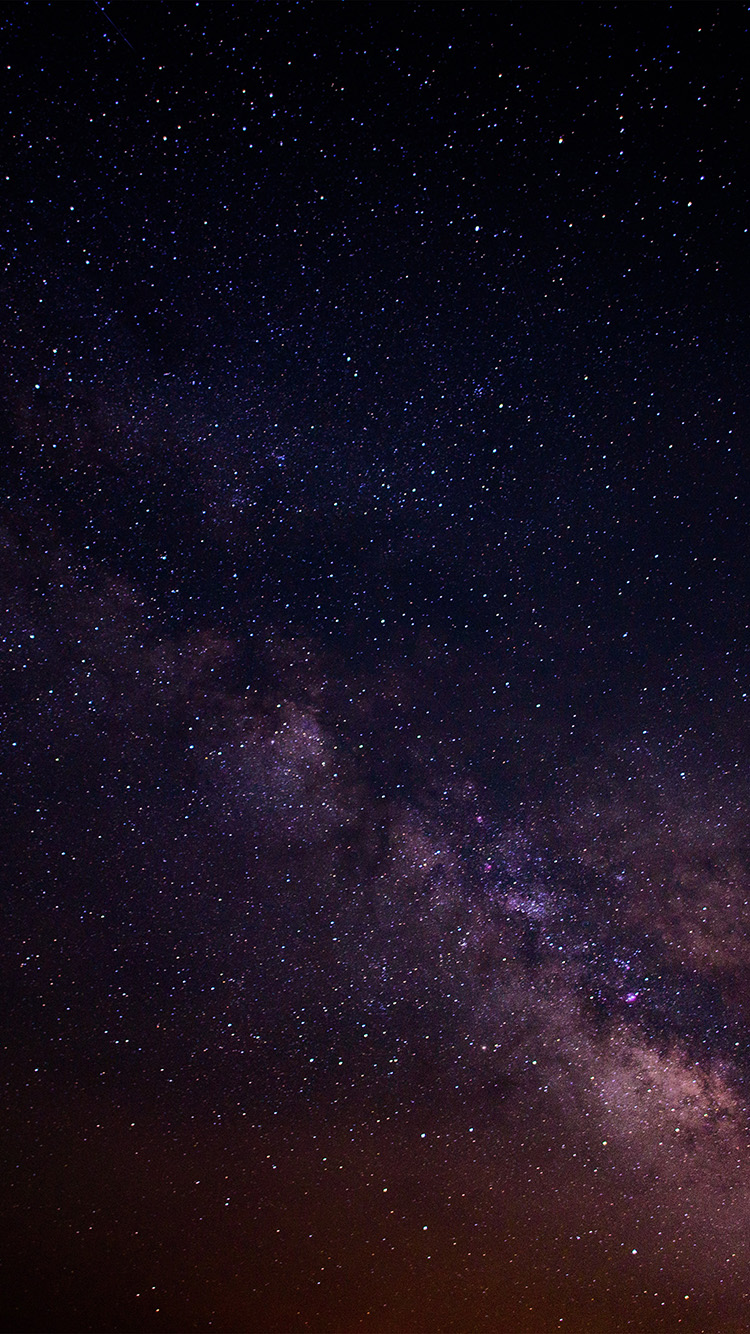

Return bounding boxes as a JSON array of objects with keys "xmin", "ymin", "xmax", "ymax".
[{"xmin": 2, "ymin": 3, "xmax": 750, "ymax": 1330}]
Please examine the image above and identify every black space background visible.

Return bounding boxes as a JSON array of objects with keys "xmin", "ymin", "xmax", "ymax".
[{"xmin": 2, "ymin": 4, "xmax": 750, "ymax": 1332}]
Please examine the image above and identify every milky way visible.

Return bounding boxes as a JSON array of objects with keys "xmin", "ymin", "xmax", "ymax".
[{"xmin": 2, "ymin": 5, "xmax": 750, "ymax": 1332}]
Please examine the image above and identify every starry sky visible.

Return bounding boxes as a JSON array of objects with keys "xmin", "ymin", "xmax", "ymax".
[{"xmin": 2, "ymin": 3, "xmax": 750, "ymax": 1331}]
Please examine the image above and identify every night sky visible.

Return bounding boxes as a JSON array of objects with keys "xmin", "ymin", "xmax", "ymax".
[{"xmin": 2, "ymin": 3, "xmax": 750, "ymax": 1331}]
